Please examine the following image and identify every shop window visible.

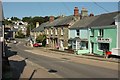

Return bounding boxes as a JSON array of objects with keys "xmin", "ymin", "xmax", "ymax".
[
  {"xmin": 98, "ymin": 29, "xmax": 104, "ymax": 36},
  {"xmin": 98, "ymin": 43, "xmax": 109, "ymax": 51}
]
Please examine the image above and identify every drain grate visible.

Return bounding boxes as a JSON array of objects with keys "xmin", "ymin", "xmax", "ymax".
[{"xmin": 48, "ymin": 69, "xmax": 57, "ymax": 73}]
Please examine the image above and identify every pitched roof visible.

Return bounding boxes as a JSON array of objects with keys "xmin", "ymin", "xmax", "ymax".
[
  {"xmin": 89, "ymin": 11, "xmax": 119, "ymax": 28},
  {"xmin": 70, "ymin": 11, "xmax": 120, "ymax": 29},
  {"xmin": 32, "ymin": 15, "xmax": 75, "ymax": 32},
  {"xmin": 45, "ymin": 15, "xmax": 75, "ymax": 28},
  {"xmin": 70, "ymin": 16, "xmax": 98, "ymax": 29},
  {"xmin": 0, "ymin": 1, "xmax": 4, "ymax": 21},
  {"xmin": 32, "ymin": 21, "xmax": 50, "ymax": 32},
  {"xmin": 54, "ymin": 15, "xmax": 75, "ymax": 27}
]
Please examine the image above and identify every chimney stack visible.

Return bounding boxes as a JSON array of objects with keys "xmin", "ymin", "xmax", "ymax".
[
  {"xmin": 49, "ymin": 16, "xmax": 54, "ymax": 22},
  {"xmin": 74, "ymin": 7, "xmax": 79, "ymax": 17},
  {"xmin": 36, "ymin": 22, "xmax": 39, "ymax": 28},
  {"xmin": 81, "ymin": 7, "xmax": 88, "ymax": 18}
]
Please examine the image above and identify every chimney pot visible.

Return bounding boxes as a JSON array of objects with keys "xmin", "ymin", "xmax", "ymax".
[
  {"xmin": 74, "ymin": 7, "xmax": 79, "ymax": 17},
  {"xmin": 81, "ymin": 7, "xmax": 88, "ymax": 18},
  {"xmin": 49, "ymin": 16, "xmax": 54, "ymax": 22}
]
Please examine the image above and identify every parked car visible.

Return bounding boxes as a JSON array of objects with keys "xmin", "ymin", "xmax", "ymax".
[{"xmin": 33, "ymin": 43, "xmax": 42, "ymax": 47}]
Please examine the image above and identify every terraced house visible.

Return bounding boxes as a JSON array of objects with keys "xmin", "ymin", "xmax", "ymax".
[
  {"xmin": 88, "ymin": 11, "xmax": 119, "ymax": 56},
  {"xmin": 31, "ymin": 22, "xmax": 50, "ymax": 43},
  {"xmin": 69, "ymin": 11, "xmax": 119, "ymax": 56},
  {"xmin": 69, "ymin": 13, "xmax": 97, "ymax": 54},
  {"xmin": 44, "ymin": 7, "xmax": 81, "ymax": 51},
  {"xmin": 32, "ymin": 6, "xmax": 120, "ymax": 56}
]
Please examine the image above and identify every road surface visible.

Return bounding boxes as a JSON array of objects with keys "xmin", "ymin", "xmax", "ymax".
[{"xmin": 8, "ymin": 40, "xmax": 119, "ymax": 79}]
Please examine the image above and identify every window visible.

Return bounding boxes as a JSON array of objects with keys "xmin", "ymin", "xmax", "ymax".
[
  {"xmin": 98, "ymin": 29, "xmax": 103, "ymax": 36},
  {"xmin": 46, "ymin": 39, "xmax": 49, "ymax": 44},
  {"xmin": 76, "ymin": 30, "xmax": 79, "ymax": 36},
  {"xmin": 80, "ymin": 41, "xmax": 88, "ymax": 50},
  {"xmin": 90, "ymin": 29, "xmax": 94, "ymax": 36},
  {"xmin": 46, "ymin": 29, "xmax": 49, "ymax": 34},
  {"xmin": 51, "ymin": 29, "xmax": 53, "ymax": 35},
  {"xmin": 55, "ymin": 28, "xmax": 57, "ymax": 35},
  {"xmin": 61, "ymin": 28, "xmax": 63, "ymax": 35},
  {"xmin": 98, "ymin": 43, "xmax": 109, "ymax": 51}
]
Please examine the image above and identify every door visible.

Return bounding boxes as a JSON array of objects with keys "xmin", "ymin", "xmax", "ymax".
[{"xmin": 91, "ymin": 42, "xmax": 94, "ymax": 53}]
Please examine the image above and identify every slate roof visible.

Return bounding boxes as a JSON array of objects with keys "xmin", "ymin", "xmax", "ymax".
[
  {"xmin": 0, "ymin": 1, "xmax": 4, "ymax": 21},
  {"xmin": 32, "ymin": 15, "xmax": 75, "ymax": 32},
  {"xmin": 70, "ymin": 16, "xmax": 98, "ymax": 29},
  {"xmin": 70, "ymin": 11, "xmax": 120, "ymax": 29},
  {"xmin": 89, "ymin": 11, "xmax": 120, "ymax": 28},
  {"xmin": 54, "ymin": 15, "xmax": 75, "ymax": 27},
  {"xmin": 32, "ymin": 22, "xmax": 50, "ymax": 32},
  {"xmin": 45, "ymin": 15, "xmax": 75, "ymax": 28}
]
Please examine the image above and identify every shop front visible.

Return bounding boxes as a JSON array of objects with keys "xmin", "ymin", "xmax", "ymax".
[{"xmin": 92, "ymin": 38, "xmax": 114, "ymax": 55}]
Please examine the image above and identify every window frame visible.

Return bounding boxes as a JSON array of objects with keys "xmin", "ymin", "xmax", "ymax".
[
  {"xmin": 76, "ymin": 29, "xmax": 80, "ymax": 36},
  {"xmin": 98, "ymin": 29, "xmax": 104, "ymax": 36},
  {"xmin": 61, "ymin": 28, "xmax": 64, "ymax": 35}
]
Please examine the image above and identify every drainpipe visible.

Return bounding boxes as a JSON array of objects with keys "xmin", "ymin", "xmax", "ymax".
[{"xmin": 88, "ymin": 28, "xmax": 92, "ymax": 54}]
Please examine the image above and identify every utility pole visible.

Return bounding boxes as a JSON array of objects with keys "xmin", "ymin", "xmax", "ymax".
[{"xmin": 0, "ymin": 1, "xmax": 4, "ymax": 79}]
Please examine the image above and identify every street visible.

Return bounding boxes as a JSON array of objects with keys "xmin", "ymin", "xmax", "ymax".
[{"xmin": 7, "ymin": 39, "xmax": 119, "ymax": 79}]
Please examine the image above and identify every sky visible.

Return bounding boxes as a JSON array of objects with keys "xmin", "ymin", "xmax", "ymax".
[{"xmin": 2, "ymin": 2, "xmax": 119, "ymax": 19}]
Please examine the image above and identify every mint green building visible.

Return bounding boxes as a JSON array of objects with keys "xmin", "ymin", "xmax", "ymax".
[
  {"xmin": 69, "ymin": 11, "xmax": 119, "ymax": 55},
  {"xmin": 89, "ymin": 26, "xmax": 117, "ymax": 55},
  {"xmin": 88, "ymin": 11, "xmax": 119, "ymax": 55}
]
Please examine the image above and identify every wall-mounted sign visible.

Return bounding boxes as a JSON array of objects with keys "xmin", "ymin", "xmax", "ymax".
[{"xmin": 97, "ymin": 38, "xmax": 112, "ymax": 43}]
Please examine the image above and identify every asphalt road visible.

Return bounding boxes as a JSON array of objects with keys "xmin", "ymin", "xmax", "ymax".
[{"xmin": 8, "ymin": 40, "xmax": 119, "ymax": 78}]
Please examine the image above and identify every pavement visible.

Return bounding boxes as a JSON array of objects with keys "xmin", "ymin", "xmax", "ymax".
[
  {"xmin": 8, "ymin": 55, "xmax": 61, "ymax": 79},
  {"xmin": 4, "ymin": 43, "xmax": 62, "ymax": 79},
  {"xmin": 4, "ymin": 40, "xmax": 119, "ymax": 79}
]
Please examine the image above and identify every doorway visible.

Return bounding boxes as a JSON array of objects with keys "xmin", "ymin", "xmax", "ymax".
[{"xmin": 91, "ymin": 42, "xmax": 94, "ymax": 53}]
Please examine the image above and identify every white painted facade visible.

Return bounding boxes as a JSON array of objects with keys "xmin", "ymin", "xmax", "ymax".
[{"xmin": 112, "ymin": 14, "xmax": 120, "ymax": 56}]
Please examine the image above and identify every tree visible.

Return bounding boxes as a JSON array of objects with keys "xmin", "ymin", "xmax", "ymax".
[
  {"xmin": 22, "ymin": 17, "xmax": 32, "ymax": 23},
  {"xmin": 26, "ymin": 26, "xmax": 30, "ymax": 37},
  {"xmin": 36, "ymin": 34, "xmax": 46, "ymax": 46},
  {"xmin": 4, "ymin": 19, "xmax": 13, "ymax": 25},
  {"xmin": 11, "ymin": 17, "xmax": 21, "ymax": 21},
  {"xmin": 15, "ymin": 30, "xmax": 25, "ymax": 38}
]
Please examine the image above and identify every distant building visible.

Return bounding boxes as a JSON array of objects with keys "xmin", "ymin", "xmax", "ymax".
[{"xmin": 13, "ymin": 21, "xmax": 28, "ymax": 36}]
